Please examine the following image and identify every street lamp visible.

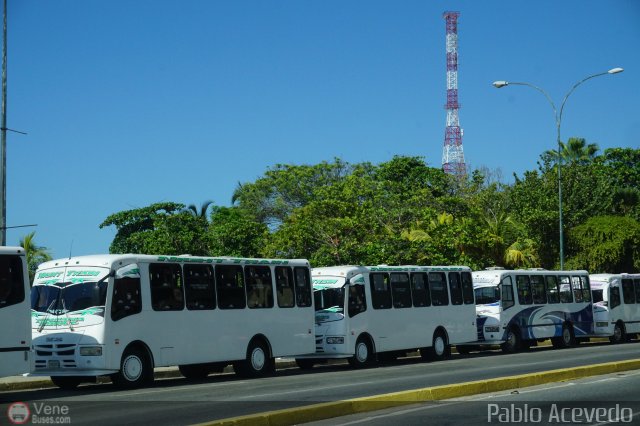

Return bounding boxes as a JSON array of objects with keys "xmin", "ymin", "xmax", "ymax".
[{"xmin": 492, "ymin": 67, "xmax": 623, "ymax": 270}]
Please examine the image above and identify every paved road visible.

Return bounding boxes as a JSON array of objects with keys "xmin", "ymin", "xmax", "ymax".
[
  {"xmin": 306, "ymin": 369, "xmax": 640, "ymax": 425},
  {"xmin": 0, "ymin": 341, "xmax": 639, "ymax": 426}
]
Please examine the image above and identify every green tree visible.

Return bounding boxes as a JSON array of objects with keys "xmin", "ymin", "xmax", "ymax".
[
  {"xmin": 565, "ymin": 215, "xmax": 640, "ymax": 273},
  {"xmin": 19, "ymin": 231, "xmax": 52, "ymax": 283},
  {"xmin": 185, "ymin": 200, "xmax": 214, "ymax": 220},
  {"xmin": 207, "ymin": 206, "xmax": 268, "ymax": 257},
  {"xmin": 542, "ymin": 137, "xmax": 599, "ymax": 165},
  {"xmin": 100, "ymin": 202, "xmax": 209, "ymax": 255}
]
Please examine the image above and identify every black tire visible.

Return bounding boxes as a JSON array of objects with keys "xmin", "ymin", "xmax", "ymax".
[
  {"xmin": 50, "ymin": 376, "xmax": 83, "ymax": 390},
  {"xmin": 179, "ymin": 364, "xmax": 210, "ymax": 380},
  {"xmin": 501, "ymin": 328, "xmax": 521, "ymax": 354},
  {"xmin": 609, "ymin": 322, "xmax": 626, "ymax": 344},
  {"xmin": 551, "ymin": 324, "xmax": 575, "ymax": 349},
  {"xmin": 111, "ymin": 347, "xmax": 153, "ymax": 389},
  {"xmin": 295, "ymin": 358, "xmax": 315, "ymax": 370},
  {"xmin": 234, "ymin": 340, "xmax": 274, "ymax": 378},
  {"xmin": 422, "ymin": 330, "xmax": 450, "ymax": 361},
  {"xmin": 348, "ymin": 337, "xmax": 375, "ymax": 368}
]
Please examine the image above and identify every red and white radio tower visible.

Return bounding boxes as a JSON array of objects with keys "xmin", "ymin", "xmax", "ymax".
[{"xmin": 442, "ymin": 11, "xmax": 466, "ymax": 176}]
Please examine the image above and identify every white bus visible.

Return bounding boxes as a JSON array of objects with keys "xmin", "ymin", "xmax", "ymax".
[
  {"xmin": 294, "ymin": 265, "xmax": 477, "ymax": 369},
  {"xmin": 591, "ymin": 273, "xmax": 640, "ymax": 343},
  {"xmin": 0, "ymin": 246, "xmax": 31, "ymax": 378},
  {"xmin": 30, "ymin": 254, "xmax": 315, "ymax": 389},
  {"xmin": 470, "ymin": 269, "xmax": 594, "ymax": 353}
]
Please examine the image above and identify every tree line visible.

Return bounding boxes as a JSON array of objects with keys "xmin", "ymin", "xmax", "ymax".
[{"xmin": 22, "ymin": 141, "xmax": 640, "ymax": 278}]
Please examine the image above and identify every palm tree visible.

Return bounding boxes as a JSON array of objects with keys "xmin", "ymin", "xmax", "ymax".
[
  {"xmin": 18, "ymin": 231, "xmax": 52, "ymax": 283},
  {"xmin": 544, "ymin": 137, "xmax": 599, "ymax": 165},
  {"xmin": 185, "ymin": 200, "xmax": 214, "ymax": 220}
]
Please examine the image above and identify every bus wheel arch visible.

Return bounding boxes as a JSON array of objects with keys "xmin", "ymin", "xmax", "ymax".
[
  {"xmin": 111, "ymin": 341, "xmax": 154, "ymax": 389},
  {"xmin": 610, "ymin": 321, "xmax": 627, "ymax": 344},
  {"xmin": 348, "ymin": 333, "xmax": 375, "ymax": 368}
]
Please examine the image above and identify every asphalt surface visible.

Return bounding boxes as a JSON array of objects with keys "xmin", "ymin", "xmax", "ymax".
[{"xmin": 0, "ymin": 340, "xmax": 639, "ymax": 426}]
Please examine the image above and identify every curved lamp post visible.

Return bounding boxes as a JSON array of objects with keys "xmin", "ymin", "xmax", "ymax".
[{"xmin": 492, "ymin": 67, "xmax": 623, "ymax": 270}]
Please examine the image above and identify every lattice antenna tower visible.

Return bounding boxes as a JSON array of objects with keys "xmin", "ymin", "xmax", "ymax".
[{"xmin": 442, "ymin": 11, "xmax": 466, "ymax": 176}]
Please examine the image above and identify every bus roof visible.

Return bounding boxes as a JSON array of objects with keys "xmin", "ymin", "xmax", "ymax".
[
  {"xmin": 0, "ymin": 246, "xmax": 25, "ymax": 256},
  {"xmin": 473, "ymin": 269, "xmax": 589, "ymax": 286},
  {"xmin": 36, "ymin": 254, "xmax": 310, "ymax": 271}
]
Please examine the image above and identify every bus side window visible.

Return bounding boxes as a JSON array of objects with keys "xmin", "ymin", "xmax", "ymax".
[
  {"xmin": 546, "ymin": 276, "xmax": 559, "ymax": 304},
  {"xmin": 571, "ymin": 276, "xmax": 584, "ymax": 303},
  {"xmin": 516, "ymin": 275, "xmax": 532, "ymax": 305},
  {"xmin": 111, "ymin": 265, "xmax": 142, "ymax": 321},
  {"xmin": 294, "ymin": 267, "xmax": 312, "ymax": 308},
  {"xmin": 275, "ymin": 266, "xmax": 295, "ymax": 308},
  {"xmin": 622, "ymin": 279, "xmax": 635, "ymax": 304},
  {"xmin": 559, "ymin": 276, "xmax": 573, "ymax": 303},
  {"xmin": 610, "ymin": 286, "xmax": 621, "ymax": 309},
  {"xmin": 501, "ymin": 276, "xmax": 514, "ymax": 310},
  {"xmin": 150, "ymin": 263, "xmax": 184, "ymax": 311},
  {"xmin": 245, "ymin": 265, "xmax": 274, "ymax": 309},
  {"xmin": 448, "ymin": 272, "xmax": 463, "ymax": 305},
  {"xmin": 530, "ymin": 276, "xmax": 547, "ymax": 304},
  {"xmin": 0, "ymin": 255, "xmax": 25, "ymax": 308},
  {"xmin": 348, "ymin": 284, "xmax": 366, "ymax": 317},
  {"xmin": 184, "ymin": 264, "xmax": 216, "ymax": 310},
  {"xmin": 581, "ymin": 276, "xmax": 591, "ymax": 302},
  {"xmin": 410, "ymin": 273, "xmax": 430, "ymax": 307},
  {"xmin": 369, "ymin": 273, "xmax": 392, "ymax": 309},
  {"xmin": 390, "ymin": 273, "xmax": 411, "ymax": 308},
  {"xmin": 216, "ymin": 265, "xmax": 246, "ymax": 309},
  {"xmin": 634, "ymin": 279, "xmax": 640, "ymax": 304},
  {"xmin": 461, "ymin": 272, "xmax": 474, "ymax": 304},
  {"xmin": 428, "ymin": 272, "xmax": 449, "ymax": 306}
]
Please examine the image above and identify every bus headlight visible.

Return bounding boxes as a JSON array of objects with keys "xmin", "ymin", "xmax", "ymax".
[
  {"xmin": 80, "ymin": 346, "xmax": 103, "ymax": 356},
  {"xmin": 484, "ymin": 326, "xmax": 500, "ymax": 333},
  {"xmin": 326, "ymin": 337, "xmax": 344, "ymax": 344}
]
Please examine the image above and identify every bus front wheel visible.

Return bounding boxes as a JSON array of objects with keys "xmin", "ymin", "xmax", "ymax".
[
  {"xmin": 552, "ymin": 324, "xmax": 574, "ymax": 349},
  {"xmin": 235, "ymin": 340, "xmax": 274, "ymax": 378},
  {"xmin": 111, "ymin": 347, "xmax": 153, "ymax": 388},
  {"xmin": 348, "ymin": 337, "xmax": 374, "ymax": 368},
  {"xmin": 610, "ymin": 322, "xmax": 626, "ymax": 344},
  {"xmin": 501, "ymin": 328, "xmax": 521, "ymax": 353}
]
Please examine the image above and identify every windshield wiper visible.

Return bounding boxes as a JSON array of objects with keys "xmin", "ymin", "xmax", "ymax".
[
  {"xmin": 37, "ymin": 299, "xmax": 58, "ymax": 333},
  {"xmin": 61, "ymin": 298, "xmax": 75, "ymax": 332}
]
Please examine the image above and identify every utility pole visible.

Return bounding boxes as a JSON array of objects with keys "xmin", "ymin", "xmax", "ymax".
[{"xmin": 1, "ymin": 0, "xmax": 7, "ymax": 246}]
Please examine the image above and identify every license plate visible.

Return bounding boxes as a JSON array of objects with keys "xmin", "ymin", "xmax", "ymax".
[{"xmin": 48, "ymin": 360, "xmax": 60, "ymax": 369}]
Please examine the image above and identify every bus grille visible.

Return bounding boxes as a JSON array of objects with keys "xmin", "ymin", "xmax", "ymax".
[
  {"xmin": 33, "ymin": 343, "xmax": 77, "ymax": 369},
  {"xmin": 315, "ymin": 335, "xmax": 324, "ymax": 353}
]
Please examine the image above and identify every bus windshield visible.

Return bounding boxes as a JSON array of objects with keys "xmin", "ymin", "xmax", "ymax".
[
  {"xmin": 31, "ymin": 281, "xmax": 108, "ymax": 314},
  {"xmin": 314, "ymin": 287, "xmax": 345, "ymax": 313},
  {"xmin": 475, "ymin": 286, "xmax": 500, "ymax": 305}
]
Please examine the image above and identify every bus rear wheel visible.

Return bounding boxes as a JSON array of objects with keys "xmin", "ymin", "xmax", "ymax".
[
  {"xmin": 51, "ymin": 376, "xmax": 83, "ymax": 390},
  {"xmin": 111, "ymin": 347, "xmax": 153, "ymax": 389}
]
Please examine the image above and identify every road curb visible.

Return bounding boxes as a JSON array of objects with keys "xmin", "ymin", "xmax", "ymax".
[{"xmin": 199, "ymin": 358, "xmax": 640, "ymax": 426}]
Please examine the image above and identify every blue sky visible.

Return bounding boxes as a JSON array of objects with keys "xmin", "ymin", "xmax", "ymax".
[{"xmin": 5, "ymin": 0, "xmax": 639, "ymax": 259}]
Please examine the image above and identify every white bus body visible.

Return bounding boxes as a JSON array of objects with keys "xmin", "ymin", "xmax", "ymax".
[
  {"xmin": 30, "ymin": 254, "xmax": 315, "ymax": 389},
  {"xmin": 0, "ymin": 246, "xmax": 31, "ymax": 377},
  {"xmin": 591, "ymin": 273, "xmax": 640, "ymax": 343},
  {"xmin": 470, "ymin": 269, "xmax": 594, "ymax": 352},
  {"xmin": 295, "ymin": 265, "xmax": 476, "ymax": 368}
]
